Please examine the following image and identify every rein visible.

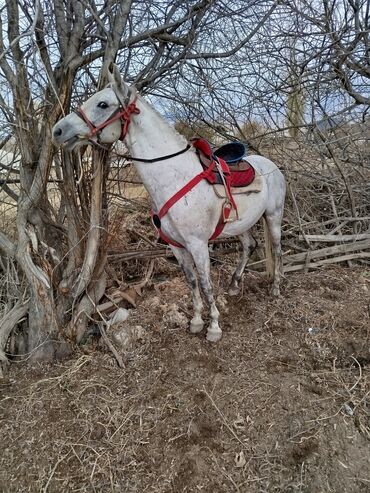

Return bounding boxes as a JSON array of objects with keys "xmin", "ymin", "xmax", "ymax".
[{"xmin": 125, "ymin": 144, "xmax": 191, "ymax": 163}]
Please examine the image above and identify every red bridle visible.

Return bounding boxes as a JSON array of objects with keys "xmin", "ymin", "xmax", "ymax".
[{"xmin": 74, "ymin": 92, "xmax": 140, "ymax": 141}]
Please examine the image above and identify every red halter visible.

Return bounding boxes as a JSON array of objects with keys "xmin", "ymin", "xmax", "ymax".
[{"xmin": 74, "ymin": 93, "xmax": 140, "ymax": 141}]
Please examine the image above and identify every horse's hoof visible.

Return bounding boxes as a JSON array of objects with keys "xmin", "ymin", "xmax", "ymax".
[
  {"xmin": 228, "ymin": 285, "xmax": 240, "ymax": 296},
  {"xmin": 190, "ymin": 320, "xmax": 204, "ymax": 334},
  {"xmin": 206, "ymin": 330, "xmax": 222, "ymax": 342}
]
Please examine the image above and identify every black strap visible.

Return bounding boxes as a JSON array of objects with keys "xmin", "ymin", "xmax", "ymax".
[{"xmin": 125, "ymin": 144, "xmax": 191, "ymax": 163}]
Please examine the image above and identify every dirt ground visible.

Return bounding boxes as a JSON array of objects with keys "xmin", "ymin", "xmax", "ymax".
[{"xmin": 1, "ymin": 264, "xmax": 370, "ymax": 493}]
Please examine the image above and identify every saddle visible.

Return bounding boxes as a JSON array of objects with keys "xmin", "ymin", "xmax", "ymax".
[
  {"xmin": 191, "ymin": 138, "xmax": 256, "ymax": 188},
  {"xmin": 214, "ymin": 141, "xmax": 263, "ymax": 195},
  {"xmin": 191, "ymin": 138, "xmax": 263, "ymax": 223}
]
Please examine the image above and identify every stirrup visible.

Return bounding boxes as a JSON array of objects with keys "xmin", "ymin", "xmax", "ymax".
[{"xmin": 223, "ymin": 201, "xmax": 238, "ymax": 222}]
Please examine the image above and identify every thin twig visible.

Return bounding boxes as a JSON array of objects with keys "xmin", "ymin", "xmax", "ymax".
[
  {"xmin": 203, "ymin": 387, "xmax": 246, "ymax": 448},
  {"xmin": 98, "ymin": 322, "xmax": 124, "ymax": 368}
]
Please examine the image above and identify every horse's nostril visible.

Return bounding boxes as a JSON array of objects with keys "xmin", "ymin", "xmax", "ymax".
[{"xmin": 54, "ymin": 127, "xmax": 62, "ymax": 138}]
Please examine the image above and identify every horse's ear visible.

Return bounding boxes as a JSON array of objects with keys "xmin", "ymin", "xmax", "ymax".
[{"xmin": 107, "ymin": 63, "xmax": 123, "ymax": 88}]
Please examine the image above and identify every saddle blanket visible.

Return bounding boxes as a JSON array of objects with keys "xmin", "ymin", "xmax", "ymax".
[
  {"xmin": 213, "ymin": 171, "xmax": 263, "ymax": 197},
  {"xmin": 220, "ymin": 159, "xmax": 255, "ymax": 187}
]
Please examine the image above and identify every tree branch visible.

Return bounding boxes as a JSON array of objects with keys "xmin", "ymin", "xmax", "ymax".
[
  {"xmin": 0, "ymin": 299, "xmax": 29, "ymax": 362},
  {"xmin": 0, "ymin": 231, "xmax": 16, "ymax": 257}
]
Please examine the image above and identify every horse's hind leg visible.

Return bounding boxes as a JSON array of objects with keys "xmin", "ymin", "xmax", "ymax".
[
  {"xmin": 188, "ymin": 241, "xmax": 222, "ymax": 342},
  {"xmin": 228, "ymin": 231, "xmax": 257, "ymax": 296},
  {"xmin": 171, "ymin": 247, "xmax": 204, "ymax": 334},
  {"xmin": 264, "ymin": 212, "xmax": 283, "ymax": 297}
]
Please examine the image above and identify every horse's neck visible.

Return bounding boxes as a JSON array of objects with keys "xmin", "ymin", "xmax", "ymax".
[
  {"xmin": 126, "ymin": 97, "xmax": 186, "ymax": 157},
  {"xmin": 125, "ymin": 97, "xmax": 201, "ymax": 209}
]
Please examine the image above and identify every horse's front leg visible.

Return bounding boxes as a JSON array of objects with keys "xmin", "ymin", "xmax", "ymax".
[
  {"xmin": 171, "ymin": 247, "xmax": 204, "ymax": 334},
  {"xmin": 188, "ymin": 241, "xmax": 222, "ymax": 342}
]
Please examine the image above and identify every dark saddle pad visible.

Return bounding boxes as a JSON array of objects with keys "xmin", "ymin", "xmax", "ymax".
[{"xmin": 191, "ymin": 138, "xmax": 255, "ymax": 187}]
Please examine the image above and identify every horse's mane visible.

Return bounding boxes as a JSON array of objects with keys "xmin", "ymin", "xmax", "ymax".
[{"xmin": 138, "ymin": 95, "xmax": 188, "ymax": 146}]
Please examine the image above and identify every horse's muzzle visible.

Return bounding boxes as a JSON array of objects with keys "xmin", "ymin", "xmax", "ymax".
[{"xmin": 52, "ymin": 124, "xmax": 64, "ymax": 146}]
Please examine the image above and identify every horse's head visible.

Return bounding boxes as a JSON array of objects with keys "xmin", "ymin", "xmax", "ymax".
[{"xmin": 52, "ymin": 65, "xmax": 135, "ymax": 150}]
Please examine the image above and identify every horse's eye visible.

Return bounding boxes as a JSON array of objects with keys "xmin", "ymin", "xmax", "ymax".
[{"xmin": 98, "ymin": 101, "xmax": 109, "ymax": 109}]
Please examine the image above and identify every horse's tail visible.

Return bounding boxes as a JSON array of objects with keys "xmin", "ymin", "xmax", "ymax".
[{"xmin": 263, "ymin": 216, "xmax": 274, "ymax": 281}]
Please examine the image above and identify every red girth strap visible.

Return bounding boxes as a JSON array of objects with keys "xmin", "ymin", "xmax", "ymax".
[
  {"xmin": 210, "ymin": 203, "xmax": 232, "ymax": 240},
  {"xmin": 152, "ymin": 160, "xmax": 234, "ymax": 248}
]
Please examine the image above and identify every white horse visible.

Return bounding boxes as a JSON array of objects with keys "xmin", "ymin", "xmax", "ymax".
[{"xmin": 52, "ymin": 66, "xmax": 286, "ymax": 342}]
